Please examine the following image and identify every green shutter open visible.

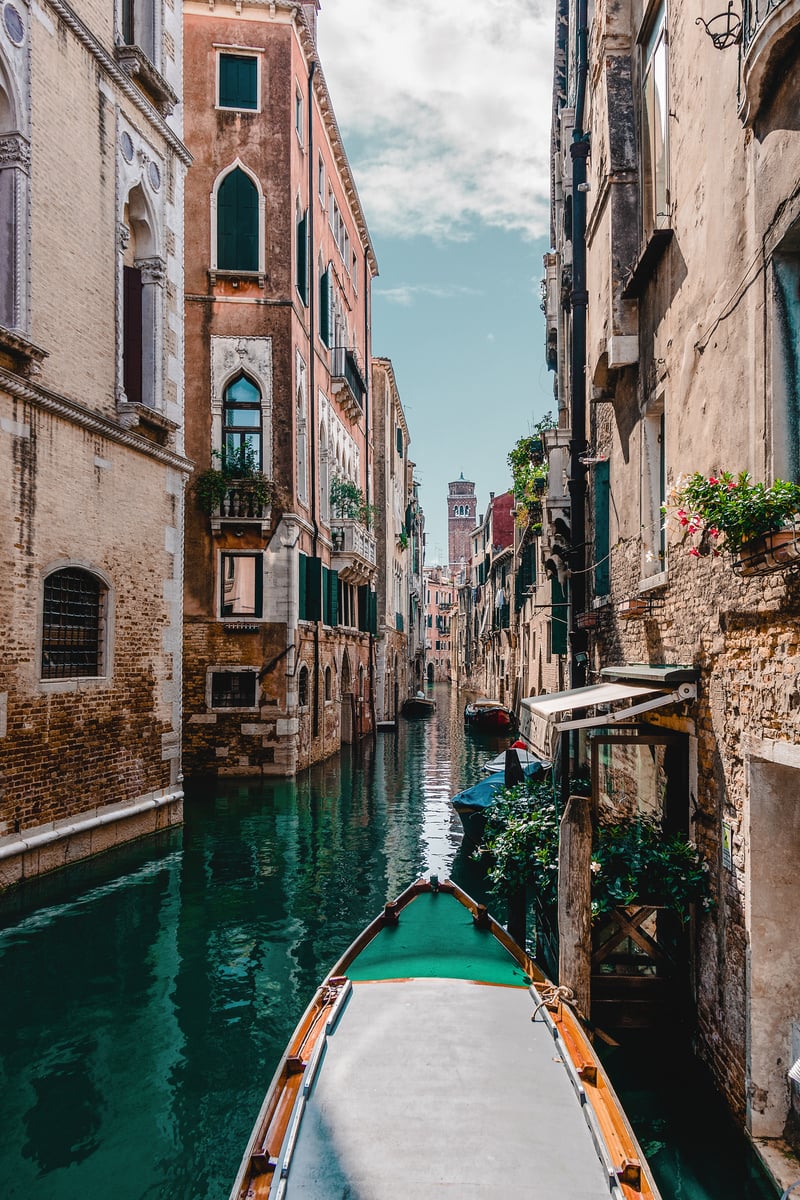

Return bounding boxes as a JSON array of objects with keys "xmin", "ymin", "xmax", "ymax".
[
  {"xmin": 328, "ymin": 568, "xmax": 339, "ymax": 627},
  {"xmin": 306, "ymin": 556, "xmax": 323, "ymax": 621},
  {"xmin": 296, "ymin": 210, "xmax": 308, "ymax": 304},
  {"xmin": 322, "ymin": 565, "xmax": 330, "ymax": 624},
  {"xmin": 319, "ymin": 266, "xmax": 331, "ymax": 345},
  {"xmin": 298, "ymin": 553, "xmax": 307, "ymax": 620},
  {"xmin": 594, "ymin": 459, "xmax": 610, "ymax": 596}
]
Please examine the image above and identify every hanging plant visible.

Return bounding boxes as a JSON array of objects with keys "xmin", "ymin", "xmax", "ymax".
[
  {"xmin": 664, "ymin": 471, "xmax": 800, "ymax": 564},
  {"xmin": 194, "ymin": 447, "xmax": 273, "ymax": 515}
]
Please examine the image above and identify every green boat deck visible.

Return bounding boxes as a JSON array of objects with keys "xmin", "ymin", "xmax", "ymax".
[{"xmin": 346, "ymin": 891, "xmax": 530, "ymax": 987}]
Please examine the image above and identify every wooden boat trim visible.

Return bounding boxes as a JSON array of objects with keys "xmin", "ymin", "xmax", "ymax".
[{"xmin": 230, "ymin": 877, "xmax": 660, "ymax": 1200}]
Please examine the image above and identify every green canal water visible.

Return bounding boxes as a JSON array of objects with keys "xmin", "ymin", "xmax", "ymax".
[{"xmin": 0, "ymin": 684, "xmax": 778, "ymax": 1199}]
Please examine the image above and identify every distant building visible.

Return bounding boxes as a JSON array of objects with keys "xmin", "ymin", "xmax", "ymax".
[
  {"xmin": 447, "ymin": 476, "xmax": 476, "ymax": 571},
  {"xmin": 423, "ymin": 567, "xmax": 454, "ymax": 683},
  {"xmin": 0, "ymin": 0, "xmax": 190, "ymax": 885}
]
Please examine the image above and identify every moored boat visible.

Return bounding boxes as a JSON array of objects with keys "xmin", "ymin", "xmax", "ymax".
[
  {"xmin": 481, "ymin": 740, "xmax": 548, "ymax": 774},
  {"xmin": 230, "ymin": 877, "xmax": 660, "ymax": 1200},
  {"xmin": 401, "ymin": 691, "xmax": 436, "ymax": 717},
  {"xmin": 452, "ymin": 755, "xmax": 548, "ymax": 844},
  {"xmin": 464, "ymin": 696, "xmax": 517, "ymax": 733}
]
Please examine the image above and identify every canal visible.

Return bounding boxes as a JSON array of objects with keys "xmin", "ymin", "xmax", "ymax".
[{"xmin": 0, "ymin": 684, "xmax": 778, "ymax": 1199}]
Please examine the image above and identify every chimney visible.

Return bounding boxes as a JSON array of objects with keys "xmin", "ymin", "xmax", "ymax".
[{"xmin": 300, "ymin": 0, "xmax": 319, "ymax": 39}]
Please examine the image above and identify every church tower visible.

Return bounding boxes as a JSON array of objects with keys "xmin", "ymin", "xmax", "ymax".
[{"xmin": 448, "ymin": 475, "xmax": 477, "ymax": 570}]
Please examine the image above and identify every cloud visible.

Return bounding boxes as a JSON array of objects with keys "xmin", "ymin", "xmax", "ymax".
[
  {"xmin": 317, "ymin": 0, "xmax": 555, "ymax": 242},
  {"xmin": 376, "ymin": 282, "xmax": 484, "ymax": 306}
]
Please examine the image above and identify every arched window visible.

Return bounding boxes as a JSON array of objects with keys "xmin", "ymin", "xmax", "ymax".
[
  {"xmin": 121, "ymin": 184, "xmax": 162, "ymax": 410},
  {"xmin": 325, "ymin": 665, "xmax": 332, "ymax": 702},
  {"xmin": 298, "ymin": 664, "xmax": 309, "ymax": 707},
  {"xmin": 297, "ymin": 384, "xmax": 308, "ymax": 504},
  {"xmin": 0, "ymin": 53, "xmax": 29, "ymax": 333},
  {"xmin": 223, "ymin": 374, "xmax": 261, "ymax": 470},
  {"xmin": 41, "ymin": 568, "xmax": 108, "ymax": 680},
  {"xmin": 319, "ymin": 421, "xmax": 330, "ymax": 523},
  {"xmin": 217, "ymin": 167, "xmax": 259, "ymax": 271}
]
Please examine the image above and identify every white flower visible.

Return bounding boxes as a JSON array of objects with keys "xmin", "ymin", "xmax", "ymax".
[{"xmin": 590, "ymin": 860, "xmax": 601, "ymax": 874}]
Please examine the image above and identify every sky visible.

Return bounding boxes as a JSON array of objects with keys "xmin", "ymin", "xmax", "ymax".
[{"xmin": 317, "ymin": 0, "xmax": 557, "ymax": 564}]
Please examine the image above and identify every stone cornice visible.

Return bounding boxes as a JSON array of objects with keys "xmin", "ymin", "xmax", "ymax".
[
  {"xmin": 43, "ymin": 0, "xmax": 192, "ymax": 167},
  {"xmin": 0, "ymin": 367, "xmax": 193, "ymax": 472}
]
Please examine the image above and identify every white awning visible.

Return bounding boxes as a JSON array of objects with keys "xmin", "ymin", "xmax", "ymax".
[{"xmin": 519, "ymin": 680, "xmax": 696, "ymax": 760}]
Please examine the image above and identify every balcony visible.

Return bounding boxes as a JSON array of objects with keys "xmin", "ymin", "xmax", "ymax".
[
  {"xmin": 330, "ymin": 346, "xmax": 366, "ymax": 422},
  {"xmin": 741, "ymin": 0, "xmax": 800, "ymax": 122},
  {"xmin": 330, "ymin": 518, "xmax": 377, "ymax": 585},
  {"xmin": 210, "ymin": 481, "xmax": 272, "ymax": 534}
]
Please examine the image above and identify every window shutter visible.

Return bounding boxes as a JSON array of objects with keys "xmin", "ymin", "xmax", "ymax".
[
  {"xmin": 328, "ymin": 568, "xmax": 339, "ymax": 627},
  {"xmin": 123, "ymin": 266, "xmax": 143, "ymax": 406},
  {"xmin": 219, "ymin": 54, "xmax": 257, "ymax": 110},
  {"xmin": 319, "ymin": 266, "xmax": 331, "ymax": 345},
  {"xmin": 594, "ymin": 459, "xmax": 611, "ymax": 596},
  {"xmin": 369, "ymin": 590, "xmax": 378, "ymax": 635},
  {"xmin": 296, "ymin": 210, "xmax": 308, "ymax": 304},
  {"xmin": 305, "ymin": 556, "xmax": 323, "ymax": 621},
  {"xmin": 551, "ymin": 575, "xmax": 568, "ymax": 656},
  {"xmin": 217, "ymin": 169, "xmax": 259, "ymax": 272},
  {"xmin": 298, "ymin": 552, "xmax": 307, "ymax": 620},
  {"xmin": 357, "ymin": 584, "xmax": 369, "ymax": 632},
  {"xmin": 322, "ymin": 565, "xmax": 330, "ymax": 624}
]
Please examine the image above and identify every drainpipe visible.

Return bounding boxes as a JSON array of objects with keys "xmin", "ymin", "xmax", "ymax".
[
  {"xmin": 307, "ymin": 56, "xmax": 320, "ymax": 739},
  {"xmin": 568, "ymin": 0, "xmax": 590, "ymax": 769}
]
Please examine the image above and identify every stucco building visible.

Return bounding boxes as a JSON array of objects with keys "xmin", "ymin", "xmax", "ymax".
[
  {"xmin": 546, "ymin": 0, "xmax": 800, "ymax": 1180},
  {"xmin": 0, "ymin": 0, "xmax": 190, "ymax": 886},
  {"xmin": 423, "ymin": 566, "xmax": 455, "ymax": 684},
  {"xmin": 181, "ymin": 0, "xmax": 379, "ymax": 775}
]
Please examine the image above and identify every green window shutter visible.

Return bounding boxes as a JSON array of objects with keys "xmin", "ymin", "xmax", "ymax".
[
  {"xmin": 217, "ymin": 168, "xmax": 259, "ymax": 272},
  {"xmin": 594, "ymin": 459, "xmax": 611, "ymax": 596},
  {"xmin": 306, "ymin": 556, "xmax": 323, "ymax": 621},
  {"xmin": 369, "ymin": 590, "xmax": 378, "ymax": 635},
  {"xmin": 357, "ymin": 584, "xmax": 369, "ymax": 632},
  {"xmin": 551, "ymin": 575, "xmax": 568, "ymax": 656},
  {"xmin": 296, "ymin": 210, "xmax": 308, "ymax": 304},
  {"xmin": 322, "ymin": 565, "xmax": 330, "ymax": 624},
  {"xmin": 298, "ymin": 552, "xmax": 307, "ymax": 620},
  {"xmin": 219, "ymin": 54, "xmax": 257, "ymax": 110},
  {"xmin": 328, "ymin": 568, "xmax": 339, "ymax": 627},
  {"xmin": 319, "ymin": 266, "xmax": 331, "ymax": 346}
]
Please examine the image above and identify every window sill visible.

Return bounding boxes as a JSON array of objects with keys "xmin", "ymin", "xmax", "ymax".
[
  {"xmin": 39, "ymin": 676, "xmax": 110, "ymax": 693},
  {"xmin": 638, "ymin": 569, "xmax": 668, "ymax": 593},
  {"xmin": 216, "ymin": 104, "xmax": 260, "ymax": 115},
  {"xmin": 116, "ymin": 400, "xmax": 178, "ymax": 446},
  {"xmin": 114, "ymin": 44, "xmax": 177, "ymax": 116},
  {"xmin": 208, "ymin": 705, "xmax": 259, "ymax": 714},
  {"xmin": 621, "ymin": 227, "xmax": 674, "ymax": 299},
  {"xmin": 0, "ymin": 324, "xmax": 48, "ymax": 378},
  {"xmin": 209, "ymin": 269, "xmax": 267, "ymax": 289}
]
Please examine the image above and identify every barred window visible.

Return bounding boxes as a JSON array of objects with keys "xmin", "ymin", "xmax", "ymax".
[
  {"xmin": 298, "ymin": 664, "xmax": 309, "ymax": 707},
  {"xmin": 210, "ymin": 670, "xmax": 257, "ymax": 709},
  {"xmin": 41, "ymin": 569, "xmax": 105, "ymax": 679}
]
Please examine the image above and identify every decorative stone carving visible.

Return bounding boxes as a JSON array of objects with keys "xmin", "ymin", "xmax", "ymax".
[
  {"xmin": 137, "ymin": 255, "xmax": 166, "ymax": 285},
  {"xmin": 118, "ymin": 222, "xmax": 131, "ymax": 251},
  {"xmin": 0, "ymin": 133, "xmax": 31, "ymax": 173}
]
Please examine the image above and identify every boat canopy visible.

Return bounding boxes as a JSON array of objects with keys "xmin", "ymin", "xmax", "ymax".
[{"xmin": 519, "ymin": 677, "xmax": 697, "ymax": 760}]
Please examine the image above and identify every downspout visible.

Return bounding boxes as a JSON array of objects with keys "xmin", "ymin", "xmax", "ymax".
[
  {"xmin": 364, "ymin": 245, "xmax": 376, "ymax": 738},
  {"xmin": 308, "ymin": 56, "xmax": 321, "ymax": 740},
  {"xmin": 567, "ymin": 0, "xmax": 590, "ymax": 771}
]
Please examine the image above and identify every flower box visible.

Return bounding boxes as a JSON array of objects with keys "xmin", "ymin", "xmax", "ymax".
[
  {"xmin": 734, "ymin": 526, "xmax": 800, "ymax": 576},
  {"xmin": 576, "ymin": 611, "xmax": 599, "ymax": 629},
  {"xmin": 618, "ymin": 597, "xmax": 650, "ymax": 620}
]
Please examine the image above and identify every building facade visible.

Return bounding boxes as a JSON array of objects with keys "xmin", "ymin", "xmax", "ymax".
[
  {"xmin": 547, "ymin": 0, "xmax": 800, "ymax": 1180},
  {"xmin": 423, "ymin": 567, "xmax": 454, "ymax": 683},
  {"xmin": 372, "ymin": 357, "xmax": 413, "ymax": 721},
  {"xmin": 181, "ymin": 0, "xmax": 380, "ymax": 775},
  {"xmin": 0, "ymin": 0, "xmax": 190, "ymax": 887}
]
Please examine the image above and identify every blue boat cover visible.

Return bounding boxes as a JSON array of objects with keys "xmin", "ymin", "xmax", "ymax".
[{"xmin": 451, "ymin": 761, "xmax": 545, "ymax": 812}]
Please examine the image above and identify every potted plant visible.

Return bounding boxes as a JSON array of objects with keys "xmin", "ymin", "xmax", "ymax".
[
  {"xmin": 665, "ymin": 471, "xmax": 800, "ymax": 575},
  {"xmin": 194, "ymin": 447, "xmax": 273, "ymax": 516}
]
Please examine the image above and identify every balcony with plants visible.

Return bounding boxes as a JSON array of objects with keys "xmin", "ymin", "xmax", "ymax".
[
  {"xmin": 194, "ymin": 447, "xmax": 274, "ymax": 534},
  {"xmin": 329, "ymin": 475, "xmax": 377, "ymax": 585},
  {"xmin": 740, "ymin": 0, "xmax": 800, "ymax": 122}
]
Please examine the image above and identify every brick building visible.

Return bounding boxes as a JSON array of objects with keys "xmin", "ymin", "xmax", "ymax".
[
  {"xmin": 447, "ymin": 475, "xmax": 476, "ymax": 572},
  {"xmin": 181, "ymin": 0, "xmax": 379, "ymax": 775},
  {"xmin": 544, "ymin": 0, "xmax": 800, "ymax": 1182},
  {"xmin": 0, "ymin": 0, "xmax": 190, "ymax": 886}
]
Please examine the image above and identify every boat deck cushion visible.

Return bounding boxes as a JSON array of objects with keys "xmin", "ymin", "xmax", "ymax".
[
  {"xmin": 274, "ymin": 977, "xmax": 617, "ymax": 1198},
  {"xmin": 346, "ymin": 892, "xmax": 530, "ymax": 987}
]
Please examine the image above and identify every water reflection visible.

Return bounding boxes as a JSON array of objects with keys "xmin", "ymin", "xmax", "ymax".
[{"xmin": 0, "ymin": 684, "xmax": 770, "ymax": 1200}]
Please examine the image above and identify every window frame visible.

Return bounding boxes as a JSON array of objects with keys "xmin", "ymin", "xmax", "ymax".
[
  {"xmin": 206, "ymin": 666, "xmax": 259, "ymax": 712},
  {"xmin": 639, "ymin": 0, "xmax": 670, "ymax": 238},
  {"xmin": 38, "ymin": 564, "xmax": 114, "ymax": 690},
  {"xmin": 215, "ymin": 49, "xmax": 261, "ymax": 113},
  {"xmin": 223, "ymin": 373, "xmax": 263, "ymax": 470},
  {"xmin": 295, "ymin": 86, "xmax": 304, "ymax": 145},
  {"xmin": 640, "ymin": 392, "xmax": 667, "ymax": 582},
  {"xmin": 210, "ymin": 160, "xmax": 266, "ymax": 279},
  {"xmin": 219, "ymin": 551, "xmax": 264, "ymax": 619}
]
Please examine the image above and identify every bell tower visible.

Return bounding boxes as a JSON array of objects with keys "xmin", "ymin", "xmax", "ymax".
[{"xmin": 448, "ymin": 475, "xmax": 477, "ymax": 571}]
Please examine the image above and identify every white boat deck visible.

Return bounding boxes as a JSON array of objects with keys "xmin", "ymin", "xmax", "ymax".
[{"xmin": 270, "ymin": 977, "xmax": 622, "ymax": 1198}]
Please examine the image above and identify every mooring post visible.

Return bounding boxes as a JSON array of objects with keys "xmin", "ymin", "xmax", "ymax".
[{"xmin": 558, "ymin": 793, "xmax": 592, "ymax": 1017}]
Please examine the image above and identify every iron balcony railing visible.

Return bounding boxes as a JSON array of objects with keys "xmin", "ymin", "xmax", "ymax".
[
  {"xmin": 742, "ymin": 0, "xmax": 787, "ymax": 49},
  {"xmin": 330, "ymin": 346, "xmax": 366, "ymax": 413}
]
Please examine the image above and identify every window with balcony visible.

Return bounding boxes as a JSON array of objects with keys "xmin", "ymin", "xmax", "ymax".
[
  {"xmin": 215, "ymin": 166, "xmax": 260, "ymax": 273},
  {"xmin": 641, "ymin": 4, "xmax": 669, "ymax": 238},
  {"xmin": 221, "ymin": 553, "xmax": 263, "ymax": 618},
  {"xmin": 218, "ymin": 53, "xmax": 258, "ymax": 111},
  {"xmin": 223, "ymin": 374, "xmax": 262, "ymax": 469},
  {"xmin": 121, "ymin": 0, "xmax": 156, "ymax": 64},
  {"xmin": 41, "ymin": 568, "xmax": 109, "ymax": 680}
]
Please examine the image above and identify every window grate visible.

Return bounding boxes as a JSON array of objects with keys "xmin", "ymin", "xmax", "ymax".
[
  {"xmin": 211, "ymin": 671, "xmax": 256, "ymax": 708},
  {"xmin": 41, "ymin": 569, "xmax": 102, "ymax": 678}
]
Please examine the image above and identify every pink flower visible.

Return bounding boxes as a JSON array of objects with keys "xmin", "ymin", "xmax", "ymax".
[
  {"xmin": 709, "ymin": 476, "xmax": 718, "ymax": 485},
  {"xmin": 708, "ymin": 527, "xmax": 719, "ymax": 538},
  {"xmin": 727, "ymin": 479, "xmax": 736, "ymax": 489},
  {"xmin": 689, "ymin": 547, "xmax": 700, "ymax": 557}
]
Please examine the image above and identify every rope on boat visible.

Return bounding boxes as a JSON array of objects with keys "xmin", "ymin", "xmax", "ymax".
[{"xmin": 531, "ymin": 983, "xmax": 586, "ymax": 1023}]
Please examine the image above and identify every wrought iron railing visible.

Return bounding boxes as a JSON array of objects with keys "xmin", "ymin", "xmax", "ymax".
[
  {"xmin": 330, "ymin": 346, "xmax": 366, "ymax": 408},
  {"xmin": 742, "ymin": 0, "xmax": 788, "ymax": 50}
]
